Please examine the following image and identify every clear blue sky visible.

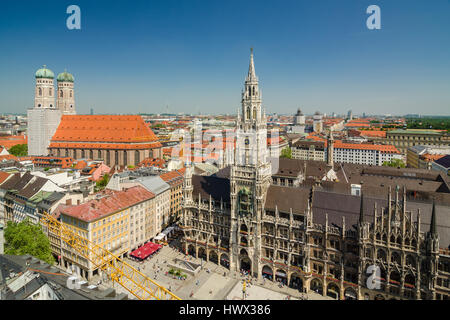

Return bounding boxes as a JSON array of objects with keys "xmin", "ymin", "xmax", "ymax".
[{"xmin": 0, "ymin": 0, "xmax": 449, "ymax": 116}]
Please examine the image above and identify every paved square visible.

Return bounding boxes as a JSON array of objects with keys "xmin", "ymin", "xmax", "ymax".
[{"xmin": 226, "ymin": 281, "xmax": 297, "ymax": 300}]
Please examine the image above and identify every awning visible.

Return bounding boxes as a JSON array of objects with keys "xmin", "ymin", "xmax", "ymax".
[
  {"xmin": 162, "ymin": 226, "xmax": 175, "ymax": 235},
  {"xmin": 154, "ymin": 226, "xmax": 176, "ymax": 241},
  {"xmin": 276, "ymin": 271, "xmax": 287, "ymax": 277},
  {"xmin": 154, "ymin": 233, "xmax": 166, "ymax": 241},
  {"xmin": 129, "ymin": 242, "xmax": 162, "ymax": 260}
]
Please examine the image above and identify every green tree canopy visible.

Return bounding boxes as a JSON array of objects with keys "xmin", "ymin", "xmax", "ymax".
[
  {"xmin": 280, "ymin": 146, "xmax": 292, "ymax": 159},
  {"xmin": 95, "ymin": 173, "xmax": 110, "ymax": 191},
  {"xmin": 4, "ymin": 219, "xmax": 55, "ymax": 265},
  {"xmin": 382, "ymin": 158, "xmax": 406, "ymax": 168},
  {"xmin": 8, "ymin": 144, "xmax": 28, "ymax": 157}
]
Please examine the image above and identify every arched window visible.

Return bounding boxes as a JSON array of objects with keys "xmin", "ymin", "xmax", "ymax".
[
  {"xmin": 38, "ymin": 88, "xmax": 42, "ymax": 96},
  {"xmin": 135, "ymin": 150, "xmax": 140, "ymax": 164},
  {"xmin": 377, "ymin": 249, "xmax": 387, "ymax": 262},
  {"xmin": 252, "ymin": 86, "xmax": 255, "ymax": 95},
  {"xmin": 70, "ymin": 90, "xmax": 72, "ymax": 98},
  {"xmin": 391, "ymin": 252, "xmax": 401, "ymax": 264},
  {"xmin": 60, "ymin": 90, "xmax": 63, "ymax": 98},
  {"xmin": 253, "ymin": 107, "xmax": 256, "ymax": 119},
  {"xmin": 406, "ymin": 255, "xmax": 416, "ymax": 268},
  {"xmin": 49, "ymin": 88, "xmax": 52, "ymax": 96},
  {"xmin": 405, "ymin": 274, "xmax": 415, "ymax": 286},
  {"xmin": 246, "ymin": 107, "xmax": 250, "ymax": 119}
]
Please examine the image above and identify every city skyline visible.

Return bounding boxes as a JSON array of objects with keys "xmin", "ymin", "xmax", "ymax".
[{"xmin": 0, "ymin": 0, "xmax": 449, "ymax": 116}]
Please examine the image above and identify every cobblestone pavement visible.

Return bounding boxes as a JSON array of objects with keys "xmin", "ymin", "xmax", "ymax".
[{"xmin": 86, "ymin": 241, "xmax": 333, "ymax": 301}]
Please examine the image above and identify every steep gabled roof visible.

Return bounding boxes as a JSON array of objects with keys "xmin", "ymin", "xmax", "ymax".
[
  {"xmin": 192, "ymin": 175, "xmax": 230, "ymax": 203},
  {"xmin": 264, "ymin": 185, "xmax": 309, "ymax": 214},
  {"xmin": 50, "ymin": 115, "xmax": 161, "ymax": 148}
]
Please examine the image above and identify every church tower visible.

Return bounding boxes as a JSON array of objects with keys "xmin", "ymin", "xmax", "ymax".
[
  {"xmin": 34, "ymin": 65, "xmax": 55, "ymax": 108},
  {"xmin": 28, "ymin": 65, "xmax": 62, "ymax": 156},
  {"xmin": 56, "ymin": 70, "xmax": 76, "ymax": 114},
  {"xmin": 229, "ymin": 49, "xmax": 272, "ymax": 277}
]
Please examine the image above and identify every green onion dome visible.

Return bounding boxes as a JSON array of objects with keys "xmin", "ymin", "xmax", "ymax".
[
  {"xmin": 35, "ymin": 65, "xmax": 54, "ymax": 79},
  {"xmin": 57, "ymin": 69, "xmax": 74, "ymax": 82}
]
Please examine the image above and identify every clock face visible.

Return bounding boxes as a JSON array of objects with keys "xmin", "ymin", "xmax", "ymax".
[{"xmin": 245, "ymin": 138, "xmax": 250, "ymax": 145}]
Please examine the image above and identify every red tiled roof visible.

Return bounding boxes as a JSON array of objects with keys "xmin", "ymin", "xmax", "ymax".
[
  {"xmin": 359, "ymin": 130, "xmax": 386, "ymax": 138},
  {"xmin": 160, "ymin": 170, "xmax": 183, "ymax": 186},
  {"xmin": 74, "ymin": 160, "xmax": 87, "ymax": 170},
  {"xmin": 0, "ymin": 135, "xmax": 28, "ymax": 149},
  {"xmin": 345, "ymin": 123, "xmax": 371, "ymax": 128},
  {"xmin": 32, "ymin": 156, "xmax": 74, "ymax": 168},
  {"xmin": 48, "ymin": 142, "xmax": 162, "ymax": 150},
  {"xmin": 0, "ymin": 171, "xmax": 12, "ymax": 184},
  {"xmin": 421, "ymin": 154, "xmax": 446, "ymax": 162},
  {"xmin": 334, "ymin": 141, "xmax": 400, "ymax": 153},
  {"xmin": 0, "ymin": 154, "xmax": 18, "ymax": 161},
  {"xmin": 61, "ymin": 186, "xmax": 155, "ymax": 222},
  {"xmin": 51, "ymin": 115, "xmax": 161, "ymax": 147},
  {"xmin": 138, "ymin": 157, "xmax": 166, "ymax": 169}
]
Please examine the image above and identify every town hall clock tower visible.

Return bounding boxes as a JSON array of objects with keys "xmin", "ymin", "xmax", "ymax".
[{"xmin": 229, "ymin": 49, "xmax": 272, "ymax": 277}]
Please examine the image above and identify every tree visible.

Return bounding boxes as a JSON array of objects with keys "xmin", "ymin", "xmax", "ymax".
[
  {"xmin": 280, "ymin": 146, "xmax": 292, "ymax": 159},
  {"xmin": 4, "ymin": 219, "xmax": 55, "ymax": 265},
  {"xmin": 95, "ymin": 173, "xmax": 110, "ymax": 191},
  {"xmin": 382, "ymin": 158, "xmax": 406, "ymax": 168},
  {"xmin": 8, "ymin": 144, "xmax": 28, "ymax": 157}
]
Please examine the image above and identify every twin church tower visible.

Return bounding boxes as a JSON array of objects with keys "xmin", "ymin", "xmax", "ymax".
[{"xmin": 28, "ymin": 66, "xmax": 76, "ymax": 156}]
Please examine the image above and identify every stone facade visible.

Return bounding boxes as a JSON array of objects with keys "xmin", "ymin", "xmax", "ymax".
[{"xmin": 180, "ymin": 51, "xmax": 450, "ymax": 300}]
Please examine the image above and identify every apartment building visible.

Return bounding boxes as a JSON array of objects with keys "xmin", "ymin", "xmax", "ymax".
[
  {"xmin": 384, "ymin": 129, "xmax": 450, "ymax": 155},
  {"xmin": 54, "ymin": 186, "xmax": 155, "ymax": 280},
  {"xmin": 333, "ymin": 142, "xmax": 402, "ymax": 166},
  {"xmin": 407, "ymin": 145, "xmax": 450, "ymax": 169},
  {"xmin": 160, "ymin": 169, "xmax": 184, "ymax": 225},
  {"xmin": 292, "ymin": 140, "xmax": 326, "ymax": 161}
]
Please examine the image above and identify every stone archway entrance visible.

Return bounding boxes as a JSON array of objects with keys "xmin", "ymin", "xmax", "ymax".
[
  {"xmin": 188, "ymin": 244, "xmax": 196, "ymax": 257},
  {"xmin": 275, "ymin": 269, "xmax": 287, "ymax": 285},
  {"xmin": 209, "ymin": 251, "xmax": 218, "ymax": 264},
  {"xmin": 220, "ymin": 254, "xmax": 229, "ymax": 268},
  {"xmin": 289, "ymin": 273, "xmax": 303, "ymax": 291},
  {"xmin": 344, "ymin": 287, "xmax": 357, "ymax": 300},
  {"xmin": 310, "ymin": 278, "xmax": 323, "ymax": 295},
  {"xmin": 327, "ymin": 283, "xmax": 340, "ymax": 299},
  {"xmin": 198, "ymin": 247, "xmax": 207, "ymax": 260},
  {"xmin": 240, "ymin": 256, "xmax": 251, "ymax": 273},
  {"xmin": 239, "ymin": 249, "xmax": 251, "ymax": 274},
  {"xmin": 261, "ymin": 265, "xmax": 273, "ymax": 281}
]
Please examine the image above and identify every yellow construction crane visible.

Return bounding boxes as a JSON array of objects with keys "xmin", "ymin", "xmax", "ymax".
[{"xmin": 41, "ymin": 212, "xmax": 181, "ymax": 300}]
